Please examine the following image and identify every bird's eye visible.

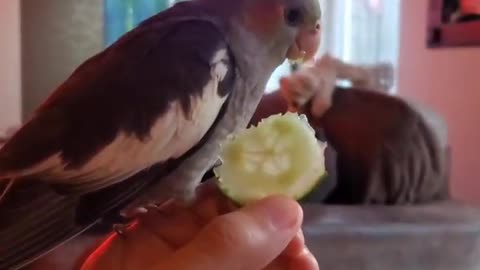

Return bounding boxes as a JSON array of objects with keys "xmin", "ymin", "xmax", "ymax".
[{"xmin": 285, "ymin": 8, "xmax": 303, "ymax": 26}]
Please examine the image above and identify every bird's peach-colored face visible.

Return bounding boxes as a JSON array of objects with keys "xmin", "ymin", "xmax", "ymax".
[
  {"xmin": 286, "ymin": 20, "xmax": 321, "ymax": 62},
  {"xmin": 244, "ymin": 0, "xmax": 322, "ymax": 63}
]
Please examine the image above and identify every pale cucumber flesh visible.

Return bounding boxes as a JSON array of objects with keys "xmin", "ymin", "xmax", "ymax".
[{"xmin": 214, "ymin": 112, "xmax": 327, "ymax": 205}]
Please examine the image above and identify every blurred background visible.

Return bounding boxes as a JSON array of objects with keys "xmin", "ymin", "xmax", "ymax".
[{"xmin": 0, "ymin": 0, "xmax": 479, "ymax": 204}]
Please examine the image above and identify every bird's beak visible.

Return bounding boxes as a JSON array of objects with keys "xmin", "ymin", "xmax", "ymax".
[{"xmin": 287, "ymin": 20, "xmax": 321, "ymax": 63}]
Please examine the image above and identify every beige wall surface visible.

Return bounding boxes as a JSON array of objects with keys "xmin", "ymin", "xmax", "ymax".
[
  {"xmin": 20, "ymin": 0, "xmax": 104, "ymax": 118},
  {"xmin": 0, "ymin": 1, "xmax": 22, "ymax": 134}
]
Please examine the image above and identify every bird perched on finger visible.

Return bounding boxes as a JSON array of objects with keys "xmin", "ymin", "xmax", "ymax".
[{"xmin": 0, "ymin": 0, "xmax": 322, "ymax": 269}]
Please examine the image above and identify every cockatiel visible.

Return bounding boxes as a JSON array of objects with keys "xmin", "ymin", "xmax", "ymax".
[{"xmin": 0, "ymin": 0, "xmax": 321, "ymax": 269}]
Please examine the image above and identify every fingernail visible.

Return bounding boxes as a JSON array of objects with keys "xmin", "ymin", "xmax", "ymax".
[{"xmin": 256, "ymin": 196, "xmax": 302, "ymax": 230}]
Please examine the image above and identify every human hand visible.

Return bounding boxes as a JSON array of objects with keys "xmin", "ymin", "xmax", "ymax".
[
  {"xmin": 80, "ymin": 183, "xmax": 319, "ymax": 270},
  {"xmin": 280, "ymin": 54, "xmax": 337, "ymax": 118}
]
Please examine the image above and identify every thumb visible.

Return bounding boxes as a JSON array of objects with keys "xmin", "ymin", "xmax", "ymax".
[{"xmin": 155, "ymin": 196, "xmax": 303, "ymax": 270}]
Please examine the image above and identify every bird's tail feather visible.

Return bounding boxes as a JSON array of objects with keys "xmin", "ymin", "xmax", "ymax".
[
  {"xmin": 0, "ymin": 180, "xmax": 92, "ymax": 270},
  {"xmin": 0, "ymin": 163, "xmax": 170, "ymax": 270}
]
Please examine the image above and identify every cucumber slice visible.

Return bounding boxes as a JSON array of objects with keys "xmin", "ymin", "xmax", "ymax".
[{"xmin": 214, "ymin": 112, "xmax": 327, "ymax": 205}]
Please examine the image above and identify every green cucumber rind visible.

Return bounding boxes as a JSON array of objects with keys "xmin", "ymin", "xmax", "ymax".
[
  {"xmin": 215, "ymin": 171, "xmax": 328, "ymax": 206},
  {"xmin": 297, "ymin": 173, "xmax": 330, "ymax": 204}
]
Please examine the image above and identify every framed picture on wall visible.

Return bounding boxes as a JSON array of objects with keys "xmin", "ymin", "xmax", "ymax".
[{"xmin": 427, "ymin": 0, "xmax": 480, "ymax": 48}]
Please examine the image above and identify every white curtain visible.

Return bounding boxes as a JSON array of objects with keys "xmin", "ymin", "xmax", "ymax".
[{"xmin": 266, "ymin": 0, "xmax": 401, "ymax": 93}]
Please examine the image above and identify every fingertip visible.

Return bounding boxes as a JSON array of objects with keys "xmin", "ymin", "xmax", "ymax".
[
  {"xmin": 244, "ymin": 195, "xmax": 303, "ymax": 231},
  {"xmin": 166, "ymin": 195, "xmax": 303, "ymax": 270}
]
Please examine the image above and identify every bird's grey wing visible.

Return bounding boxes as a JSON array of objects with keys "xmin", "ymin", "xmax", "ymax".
[
  {"xmin": 0, "ymin": 7, "xmax": 236, "ymax": 270},
  {"xmin": 0, "ymin": 13, "xmax": 235, "ymax": 195}
]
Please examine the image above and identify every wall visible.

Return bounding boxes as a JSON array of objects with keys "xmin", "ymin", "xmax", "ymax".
[
  {"xmin": 0, "ymin": 1, "xmax": 22, "ymax": 134},
  {"xmin": 21, "ymin": 0, "xmax": 104, "ymax": 118},
  {"xmin": 398, "ymin": 0, "xmax": 480, "ymax": 204}
]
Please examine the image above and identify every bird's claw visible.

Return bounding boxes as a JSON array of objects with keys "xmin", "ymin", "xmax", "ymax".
[
  {"xmin": 120, "ymin": 202, "xmax": 158, "ymax": 219},
  {"xmin": 113, "ymin": 223, "xmax": 130, "ymax": 236},
  {"xmin": 120, "ymin": 168, "xmax": 204, "ymax": 219},
  {"xmin": 120, "ymin": 185, "xmax": 197, "ymax": 219}
]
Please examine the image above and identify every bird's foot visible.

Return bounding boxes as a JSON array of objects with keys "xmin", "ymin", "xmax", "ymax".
[
  {"xmin": 120, "ymin": 175, "xmax": 199, "ymax": 218},
  {"xmin": 120, "ymin": 200, "xmax": 163, "ymax": 219},
  {"xmin": 113, "ymin": 223, "xmax": 130, "ymax": 237},
  {"xmin": 172, "ymin": 184, "xmax": 198, "ymax": 207},
  {"xmin": 113, "ymin": 202, "xmax": 162, "ymax": 236},
  {"xmin": 280, "ymin": 54, "xmax": 337, "ymax": 118}
]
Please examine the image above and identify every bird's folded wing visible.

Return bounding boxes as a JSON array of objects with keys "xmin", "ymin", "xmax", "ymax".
[{"xmin": 0, "ymin": 10, "xmax": 235, "ymax": 195}]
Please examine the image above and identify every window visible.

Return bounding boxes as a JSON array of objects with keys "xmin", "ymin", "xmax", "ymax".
[
  {"xmin": 104, "ymin": 0, "xmax": 178, "ymax": 46},
  {"xmin": 104, "ymin": 0, "xmax": 401, "ymax": 93},
  {"xmin": 318, "ymin": 0, "xmax": 401, "ymax": 92}
]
